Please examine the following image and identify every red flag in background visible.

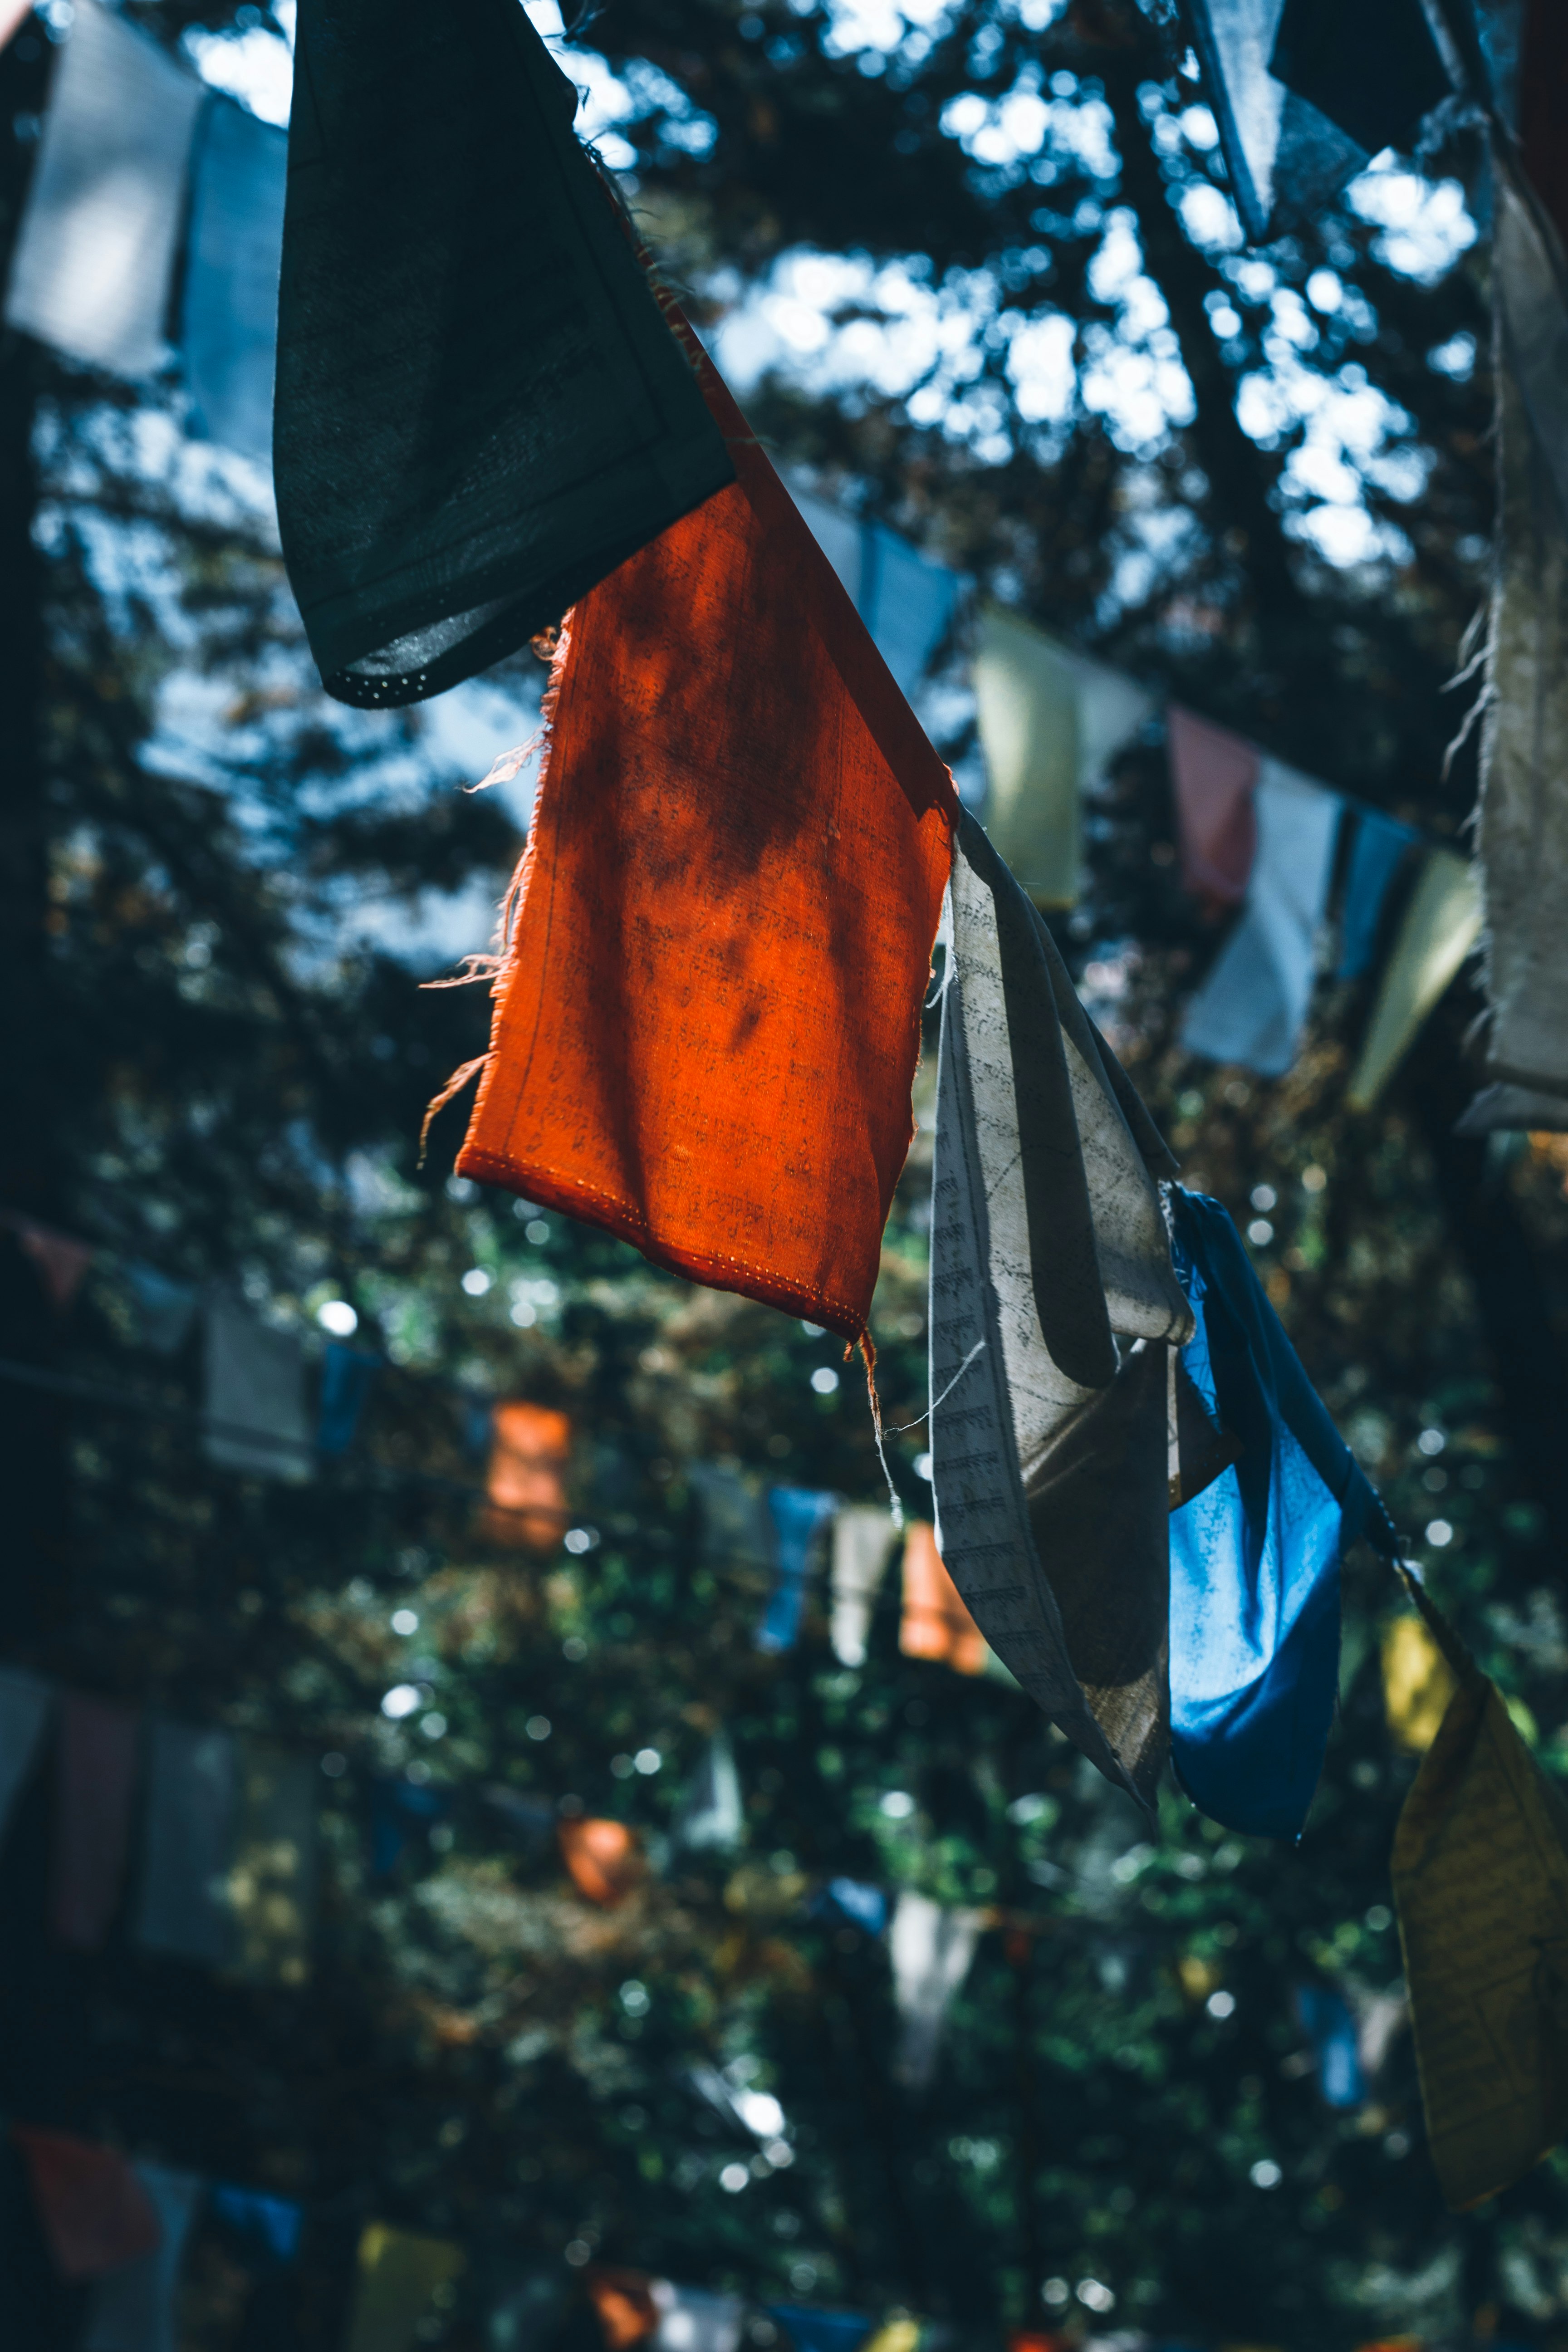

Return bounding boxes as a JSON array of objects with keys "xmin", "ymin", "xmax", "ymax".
[
  {"xmin": 12, "ymin": 2127, "xmax": 161, "ymax": 2279},
  {"xmin": 899, "ymin": 1522, "xmax": 989, "ymax": 1679},
  {"xmin": 559, "ymin": 1816, "xmax": 642, "ymax": 1907},
  {"xmin": 50, "ymin": 1691, "xmax": 140, "ymax": 1952},
  {"xmin": 1167, "ymin": 704, "xmax": 1259, "ymax": 913},
  {"xmin": 485, "ymin": 1401, "xmax": 572, "ymax": 1551},
  {"xmin": 456, "ymin": 348, "xmax": 956, "ymax": 1343}
]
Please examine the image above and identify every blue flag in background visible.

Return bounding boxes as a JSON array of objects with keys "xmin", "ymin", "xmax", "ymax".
[
  {"xmin": 212, "ymin": 2184, "xmax": 304, "ymax": 2264},
  {"xmin": 758, "ymin": 1489, "xmax": 837, "ymax": 1653},
  {"xmin": 317, "ymin": 1342, "xmax": 379, "ymax": 1457},
  {"xmin": 769, "ymin": 2308, "xmax": 873, "ymax": 2352},
  {"xmin": 1293, "ymin": 1983, "xmax": 1366, "ymax": 2109},
  {"xmin": 1337, "ymin": 808, "xmax": 1415, "ymax": 980},
  {"xmin": 1166, "ymin": 1190, "xmax": 1397, "ymax": 1840},
  {"xmin": 857, "ymin": 521, "xmax": 959, "ymax": 699}
]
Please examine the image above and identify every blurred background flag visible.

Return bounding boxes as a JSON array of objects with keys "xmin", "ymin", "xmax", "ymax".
[
  {"xmin": 559, "ymin": 1817, "xmax": 642, "ymax": 1908},
  {"xmin": 50, "ymin": 1691, "xmax": 140, "ymax": 1953},
  {"xmin": 672, "ymin": 1732, "xmax": 744, "ymax": 1853},
  {"xmin": 5, "ymin": 0, "xmax": 201, "ymax": 376},
  {"xmin": 1167, "ymin": 705, "xmax": 1259, "ymax": 910},
  {"xmin": 1180, "ymin": 763, "xmax": 1341, "ymax": 1076},
  {"xmin": 81, "ymin": 2160, "xmax": 201, "ymax": 2352},
  {"xmin": 210, "ymin": 2183, "xmax": 303, "ymax": 2265},
  {"xmin": 344, "ymin": 2224, "xmax": 465, "ymax": 2352},
  {"xmin": 889, "ymin": 1891, "xmax": 984, "ymax": 2090},
  {"xmin": 855, "ymin": 521, "xmax": 960, "ymax": 700},
  {"xmin": 485, "ymin": 1402, "xmax": 571, "ymax": 1550},
  {"xmin": 135, "ymin": 1720, "xmax": 237, "ymax": 1968},
  {"xmin": 316, "ymin": 1341, "xmax": 379, "ymax": 1458},
  {"xmin": 899, "ymin": 1524, "xmax": 988, "ymax": 1678},
  {"xmin": 767, "ymin": 2311, "xmax": 872, "ymax": 2352},
  {"xmin": 181, "ymin": 93, "xmax": 287, "ymax": 464},
  {"xmin": 0, "ymin": 1667, "xmax": 52, "ymax": 1847},
  {"xmin": 123, "ymin": 1265, "xmax": 197, "ymax": 1356},
  {"xmin": 758, "ymin": 1488, "xmax": 836, "ymax": 1653},
  {"xmin": 1337, "ymin": 809, "xmax": 1416, "ymax": 980},
  {"xmin": 1293, "ymin": 1981, "xmax": 1367, "ymax": 2108},
  {"xmin": 203, "ymin": 1296, "xmax": 311, "ymax": 1481},
  {"xmin": 11, "ymin": 2128, "xmax": 161, "ymax": 2279},
  {"xmin": 1348, "ymin": 850, "xmax": 1482, "ymax": 1111},
  {"xmin": 975, "ymin": 606, "xmax": 1152, "ymax": 908},
  {"xmin": 828, "ymin": 1504, "xmax": 898, "ymax": 1668}
]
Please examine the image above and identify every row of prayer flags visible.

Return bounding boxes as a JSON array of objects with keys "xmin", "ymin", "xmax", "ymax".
[
  {"xmin": 10, "ymin": 2125, "xmax": 299, "ymax": 2352},
  {"xmin": 691, "ymin": 1473, "xmax": 1010, "ymax": 1678},
  {"xmin": 1181, "ymin": 0, "xmax": 1568, "ymax": 1132},
  {"xmin": 0, "ymin": 1671, "xmax": 316, "ymax": 1983},
  {"xmin": 4, "ymin": 0, "xmax": 284, "ymax": 460},
  {"xmin": 1168, "ymin": 704, "xmax": 1479, "ymax": 1098}
]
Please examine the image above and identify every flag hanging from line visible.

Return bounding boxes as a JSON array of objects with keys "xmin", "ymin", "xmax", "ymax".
[
  {"xmin": 1166, "ymin": 705, "xmax": 1259, "ymax": 910},
  {"xmin": 974, "ymin": 604, "xmax": 1153, "ymax": 909},
  {"xmin": 927, "ymin": 812, "xmax": 1191, "ymax": 1810},
  {"xmin": 81, "ymin": 2161, "xmax": 201, "ymax": 2352},
  {"xmin": 1337, "ymin": 808, "xmax": 1415, "ymax": 981},
  {"xmin": 181, "ymin": 93, "xmax": 287, "ymax": 464},
  {"xmin": 50, "ymin": 1690, "xmax": 140, "ymax": 1953},
  {"xmin": 344, "ymin": 2225, "xmax": 466, "ymax": 2352},
  {"xmin": 484, "ymin": 1402, "xmax": 571, "ymax": 1551},
  {"xmin": 899, "ymin": 1523, "xmax": 989, "ymax": 1678},
  {"xmin": 203, "ymin": 1296, "xmax": 312, "ymax": 1481},
  {"xmin": 559, "ymin": 1817, "xmax": 642, "ymax": 1907},
  {"xmin": 828, "ymin": 1505, "xmax": 899, "ymax": 1668},
  {"xmin": 11, "ymin": 2128, "xmax": 161, "ymax": 2280},
  {"xmin": 1347, "ymin": 849, "xmax": 1481, "ymax": 1112},
  {"xmin": 274, "ymin": 0, "xmax": 732, "ymax": 705},
  {"xmin": 4, "ymin": 0, "xmax": 203, "ymax": 377},
  {"xmin": 1180, "ymin": 760, "xmax": 1341, "ymax": 1077},
  {"xmin": 136, "ymin": 1720, "xmax": 238, "ymax": 1968},
  {"xmin": 889, "ymin": 1889, "xmax": 985, "ymax": 2090},
  {"xmin": 1166, "ymin": 1188, "xmax": 1397, "ymax": 1840},
  {"xmin": 456, "ymin": 337, "xmax": 955, "ymax": 1342},
  {"xmin": 1392, "ymin": 1589, "xmax": 1568, "ymax": 2210},
  {"xmin": 758, "ymin": 1488, "xmax": 836, "ymax": 1653}
]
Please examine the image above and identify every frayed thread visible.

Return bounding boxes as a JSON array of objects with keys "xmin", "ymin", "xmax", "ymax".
[
  {"xmin": 418, "ymin": 1055, "xmax": 489, "ymax": 1167},
  {"xmin": 853, "ymin": 1328, "xmax": 905, "ymax": 1532}
]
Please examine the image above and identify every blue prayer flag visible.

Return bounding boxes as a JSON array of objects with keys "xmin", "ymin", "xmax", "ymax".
[
  {"xmin": 371, "ymin": 1779, "xmax": 451, "ymax": 1877},
  {"xmin": 858, "ymin": 521, "xmax": 959, "ymax": 699},
  {"xmin": 758, "ymin": 1489, "xmax": 837, "ymax": 1653},
  {"xmin": 316, "ymin": 1342, "xmax": 379, "ymax": 1457},
  {"xmin": 769, "ymin": 2308, "xmax": 873, "ymax": 2352},
  {"xmin": 1166, "ymin": 1190, "xmax": 1396, "ymax": 1840},
  {"xmin": 212, "ymin": 2183, "xmax": 304, "ymax": 2264},
  {"xmin": 812, "ymin": 1877, "xmax": 887, "ymax": 1936},
  {"xmin": 1293, "ymin": 1983, "xmax": 1366, "ymax": 2108},
  {"xmin": 1337, "ymin": 809, "xmax": 1415, "ymax": 980}
]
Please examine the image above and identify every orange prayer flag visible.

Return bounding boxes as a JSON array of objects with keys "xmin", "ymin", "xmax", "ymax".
[
  {"xmin": 11, "ymin": 2126, "xmax": 161, "ymax": 2280},
  {"xmin": 485, "ymin": 1401, "xmax": 571, "ymax": 1552},
  {"xmin": 559, "ymin": 1815, "xmax": 642, "ymax": 1906},
  {"xmin": 455, "ymin": 341, "xmax": 956, "ymax": 1342},
  {"xmin": 900, "ymin": 1522, "xmax": 989, "ymax": 1678},
  {"xmin": 586, "ymin": 2267, "xmax": 660, "ymax": 2350}
]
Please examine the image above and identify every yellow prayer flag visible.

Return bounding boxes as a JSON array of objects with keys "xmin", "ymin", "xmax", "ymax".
[
  {"xmin": 974, "ymin": 605, "xmax": 1152, "ymax": 908},
  {"xmin": 1382, "ymin": 1614, "xmax": 1460, "ymax": 1755},
  {"xmin": 1346, "ymin": 849, "xmax": 1481, "ymax": 1111},
  {"xmin": 227, "ymin": 1736, "xmax": 318, "ymax": 1988},
  {"xmin": 862, "ymin": 2322, "xmax": 922, "ymax": 2352},
  {"xmin": 345, "ymin": 2224, "xmax": 466, "ymax": 2352},
  {"xmin": 1393, "ymin": 1663, "xmax": 1568, "ymax": 2209}
]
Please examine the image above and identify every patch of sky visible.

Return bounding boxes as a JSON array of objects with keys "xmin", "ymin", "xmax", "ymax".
[
  {"xmin": 941, "ymin": 78, "xmax": 1117, "ymax": 181},
  {"xmin": 183, "ymin": 0, "xmax": 295, "ymax": 126},
  {"xmin": 820, "ymin": 0, "xmax": 954, "ymax": 60},
  {"xmin": 1347, "ymin": 162, "xmax": 1475, "ymax": 283}
]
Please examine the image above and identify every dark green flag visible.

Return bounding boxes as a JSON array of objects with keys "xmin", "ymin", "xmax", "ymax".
[{"xmin": 274, "ymin": 0, "xmax": 734, "ymax": 707}]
